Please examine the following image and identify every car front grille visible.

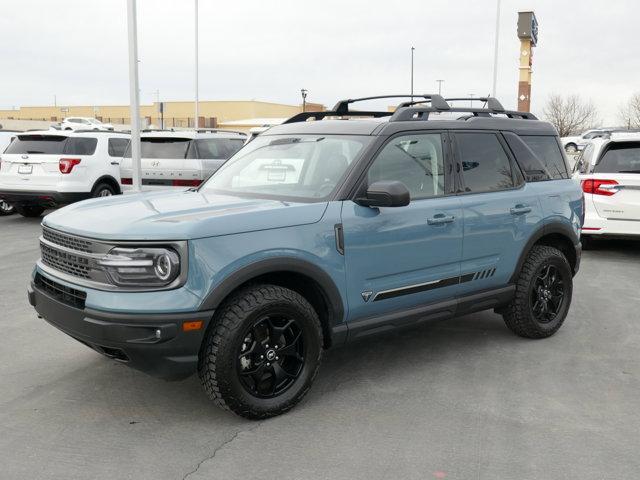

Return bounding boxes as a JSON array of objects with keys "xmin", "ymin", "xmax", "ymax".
[
  {"xmin": 42, "ymin": 226, "xmax": 93, "ymax": 253},
  {"xmin": 34, "ymin": 272, "xmax": 87, "ymax": 309},
  {"xmin": 40, "ymin": 241, "xmax": 92, "ymax": 279}
]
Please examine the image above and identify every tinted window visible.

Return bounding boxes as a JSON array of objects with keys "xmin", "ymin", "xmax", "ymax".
[
  {"xmin": 5, "ymin": 135, "xmax": 67, "ymax": 154},
  {"xmin": 108, "ymin": 138, "xmax": 129, "ymax": 157},
  {"xmin": 594, "ymin": 142, "xmax": 640, "ymax": 173},
  {"xmin": 503, "ymin": 132, "xmax": 550, "ymax": 181},
  {"xmin": 64, "ymin": 137, "xmax": 97, "ymax": 155},
  {"xmin": 195, "ymin": 138, "xmax": 245, "ymax": 159},
  {"xmin": 520, "ymin": 136, "xmax": 568, "ymax": 179},
  {"xmin": 125, "ymin": 138, "xmax": 191, "ymax": 159},
  {"xmin": 368, "ymin": 134, "xmax": 445, "ymax": 199},
  {"xmin": 457, "ymin": 133, "xmax": 514, "ymax": 192}
]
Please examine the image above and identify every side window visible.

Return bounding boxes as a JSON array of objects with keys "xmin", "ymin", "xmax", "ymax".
[
  {"xmin": 367, "ymin": 133, "xmax": 445, "ymax": 200},
  {"xmin": 456, "ymin": 132, "xmax": 515, "ymax": 193},
  {"xmin": 520, "ymin": 136, "xmax": 569, "ymax": 179},
  {"xmin": 503, "ymin": 132, "xmax": 551, "ymax": 181},
  {"xmin": 64, "ymin": 137, "xmax": 98, "ymax": 155},
  {"xmin": 108, "ymin": 138, "xmax": 129, "ymax": 157}
]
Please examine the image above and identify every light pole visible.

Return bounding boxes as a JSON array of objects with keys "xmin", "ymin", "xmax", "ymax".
[
  {"xmin": 127, "ymin": 0, "xmax": 142, "ymax": 192},
  {"xmin": 410, "ymin": 47, "xmax": 415, "ymax": 101},
  {"xmin": 492, "ymin": 0, "xmax": 501, "ymax": 98},
  {"xmin": 194, "ymin": 0, "xmax": 199, "ymax": 129},
  {"xmin": 436, "ymin": 79, "xmax": 444, "ymax": 96},
  {"xmin": 301, "ymin": 89, "xmax": 308, "ymax": 112}
]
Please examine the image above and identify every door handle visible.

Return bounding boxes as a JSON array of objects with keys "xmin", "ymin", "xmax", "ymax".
[
  {"xmin": 111, "ymin": 162, "xmax": 120, "ymax": 166},
  {"xmin": 510, "ymin": 204, "xmax": 532, "ymax": 215},
  {"xmin": 427, "ymin": 214, "xmax": 455, "ymax": 225}
]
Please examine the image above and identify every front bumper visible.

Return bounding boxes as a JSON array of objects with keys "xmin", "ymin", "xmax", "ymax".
[
  {"xmin": 0, "ymin": 190, "xmax": 90, "ymax": 207},
  {"xmin": 28, "ymin": 279, "xmax": 214, "ymax": 381}
]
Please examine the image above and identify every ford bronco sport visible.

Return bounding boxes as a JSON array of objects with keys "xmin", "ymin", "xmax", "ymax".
[{"xmin": 28, "ymin": 95, "xmax": 583, "ymax": 419}]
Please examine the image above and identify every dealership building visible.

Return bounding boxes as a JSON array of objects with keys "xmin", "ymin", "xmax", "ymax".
[{"xmin": 0, "ymin": 99, "xmax": 325, "ymax": 131}]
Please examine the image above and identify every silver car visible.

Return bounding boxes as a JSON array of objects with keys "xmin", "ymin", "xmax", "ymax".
[{"xmin": 120, "ymin": 130, "xmax": 246, "ymax": 190}]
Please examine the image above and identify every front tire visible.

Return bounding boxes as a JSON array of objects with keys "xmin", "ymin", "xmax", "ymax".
[
  {"xmin": 0, "ymin": 200, "xmax": 15, "ymax": 216},
  {"xmin": 198, "ymin": 284, "xmax": 323, "ymax": 419},
  {"xmin": 15, "ymin": 205, "xmax": 45, "ymax": 218},
  {"xmin": 502, "ymin": 245, "xmax": 573, "ymax": 339}
]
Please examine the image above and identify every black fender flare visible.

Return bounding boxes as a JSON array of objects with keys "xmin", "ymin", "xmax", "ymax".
[
  {"xmin": 199, "ymin": 257, "xmax": 345, "ymax": 326},
  {"xmin": 509, "ymin": 222, "xmax": 580, "ymax": 283}
]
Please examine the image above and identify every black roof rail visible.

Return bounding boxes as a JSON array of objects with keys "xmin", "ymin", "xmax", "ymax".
[
  {"xmin": 390, "ymin": 107, "xmax": 537, "ymax": 122},
  {"xmin": 283, "ymin": 94, "xmax": 451, "ymax": 125},
  {"xmin": 333, "ymin": 94, "xmax": 450, "ymax": 113},
  {"xmin": 444, "ymin": 97, "xmax": 505, "ymax": 112}
]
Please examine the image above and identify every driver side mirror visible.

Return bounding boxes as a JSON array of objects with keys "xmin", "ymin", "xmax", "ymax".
[{"xmin": 356, "ymin": 181, "xmax": 410, "ymax": 208}]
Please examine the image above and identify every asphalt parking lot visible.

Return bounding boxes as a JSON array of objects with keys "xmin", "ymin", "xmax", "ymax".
[{"xmin": 1, "ymin": 213, "xmax": 639, "ymax": 480}]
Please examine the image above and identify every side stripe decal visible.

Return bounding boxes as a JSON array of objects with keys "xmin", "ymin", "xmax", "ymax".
[{"xmin": 372, "ymin": 268, "xmax": 496, "ymax": 302}]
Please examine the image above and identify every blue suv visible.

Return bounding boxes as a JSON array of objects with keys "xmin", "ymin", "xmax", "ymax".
[{"xmin": 28, "ymin": 95, "xmax": 583, "ymax": 419}]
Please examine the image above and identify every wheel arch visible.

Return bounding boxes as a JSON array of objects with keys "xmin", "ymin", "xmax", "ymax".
[
  {"xmin": 92, "ymin": 175, "xmax": 121, "ymax": 195},
  {"xmin": 199, "ymin": 258, "xmax": 345, "ymax": 349},
  {"xmin": 510, "ymin": 222, "xmax": 580, "ymax": 283}
]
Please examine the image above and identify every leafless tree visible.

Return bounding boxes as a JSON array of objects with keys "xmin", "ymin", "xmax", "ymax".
[
  {"xmin": 618, "ymin": 93, "xmax": 640, "ymax": 129},
  {"xmin": 542, "ymin": 94, "xmax": 600, "ymax": 137}
]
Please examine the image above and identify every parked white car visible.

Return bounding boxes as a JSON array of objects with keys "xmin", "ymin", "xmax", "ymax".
[
  {"xmin": 120, "ymin": 129, "xmax": 246, "ymax": 190},
  {"xmin": 574, "ymin": 132, "xmax": 640, "ymax": 247},
  {"xmin": 61, "ymin": 117, "xmax": 115, "ymax": 131},
  {"xmin": 561, "ymin": 129, "xmax": 610, "ymax": 153},
  {"xmin": 0, "ymin": 130, "xmax": 129, "ymax": 217},
  {"xmin": 0, "ymin": 130, "xmax": 20, "ymax": 215}
]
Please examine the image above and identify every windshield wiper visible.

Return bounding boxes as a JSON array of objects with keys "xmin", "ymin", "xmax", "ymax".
[{"xmin": 617, "ymin": 170, "xmax": 640, "ymax": 173}]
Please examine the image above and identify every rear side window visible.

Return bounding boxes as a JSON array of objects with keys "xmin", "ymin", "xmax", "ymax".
[
  {"xmin": 124, "ymin": 138, "xmax": 191, "ymax": 159},
  {"xmin": 5, "ymin": 135, "xmax": 67, "ymax": 154},
  {"xmin": 108, "ymin": 138, "xmax": 129, "ymax": 157},
  {"xmin": 594, "ymin": 142, "xmax": 640, "ymax": 173},
  {"xmin": 64, "ymin": 137, "xmax": 97, "ymax": 155},
  {"xmin": 520, "ymin": 136, "xmax": 568, "ymax": 179},
  {"xmin": 456, "ymin": 132, "xmax": 515, "ymax": 193},
  {"xmin": 194, "ymin": 138, "xmax": 245, "ymax": 159}
]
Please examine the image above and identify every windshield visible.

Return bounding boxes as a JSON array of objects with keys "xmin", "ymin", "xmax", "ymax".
[
  {"xmin": 195, "ymin": 138, "xmax": 244, "ymax": 159},
  {"xmin": 199, "ymin": 134, "xmax": 371, "ymax": 201},
  {"xmin": 4, "ymin": 135, "xmax": 97, "ymax": 155},
  {"xmin": 594, "ymin": 142, "xmax": 640, "ymax": 173}
]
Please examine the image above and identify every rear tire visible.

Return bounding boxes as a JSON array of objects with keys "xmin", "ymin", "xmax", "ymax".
[
  {"xmin": 502, "ymin": 245, "xmax": 573, "ymax": 339},
  {"xmin": 198, "ymin": 284, "xmax": 323, "ymax": 420},
  {"xmin": 0, "ymin": 200, "xmax": 15, "ymax": 216},
  {"xmin": 565, "ymin": 143, "xmax": 577, "ymax": 154},
  {"xmin": 15, "ymin": 205, "xmax": 45, "ymax": 218},
  {"xmin": 92, "ymin": 183, "xmax": 116, "ymax": 198}
]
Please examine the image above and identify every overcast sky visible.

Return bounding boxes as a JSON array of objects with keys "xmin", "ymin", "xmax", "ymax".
[{"xmin": 0, "ymin": 0, "xmax": 637, "ymax": 124}]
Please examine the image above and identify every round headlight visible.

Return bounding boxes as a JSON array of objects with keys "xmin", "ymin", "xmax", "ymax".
[{"xmin": 154, "ymin": 253, "xmax": 173, "ymax": 281}]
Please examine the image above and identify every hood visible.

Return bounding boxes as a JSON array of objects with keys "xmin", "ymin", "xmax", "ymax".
[{"xmin": 43, "ymin": 190, "xmax": 328, "ymax": 241}]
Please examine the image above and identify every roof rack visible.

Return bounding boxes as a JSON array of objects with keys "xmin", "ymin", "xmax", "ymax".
[
  {"xmin": 284, "ymin": 94, "xmax": 449, "ymax": 124},
  {"xmin": 283, "ymin": 94, "xmax": 537, "ymax": 124},
  {"xmin": 195, "ymin": 128, "xmax": 247, "ymax": 136}
]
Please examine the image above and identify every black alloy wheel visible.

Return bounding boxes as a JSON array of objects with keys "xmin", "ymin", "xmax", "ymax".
[
  {"xmin": 237, "ymin": 314, "xmax": 305, "ymax": 398},
  {"xmin": 531, "ymin": 264, "xmax": 565, "ymax": 323}
]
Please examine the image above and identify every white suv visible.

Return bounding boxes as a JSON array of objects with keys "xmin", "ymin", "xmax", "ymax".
[
  {"xmin": 574, "ymin": 132, "xmax": 640, "ymax": 246},
  {"xmin": 0, "ymin": 130, "xmax": 129, "ymax": 217},
  {"xmin": 120, "ymin": 130, "xmax": 246, "ymax": 190},
  {"xmin": 61, "ymin": 117, "xmax": 115, "ymax": 131},
  {"xmin": 0, "ymin": 130, "xmax": 19, "ymax": 215}
]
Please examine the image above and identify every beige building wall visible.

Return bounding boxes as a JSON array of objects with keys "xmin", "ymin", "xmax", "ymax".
[{"xmin": 0, "ymin": 100, "xmax": 325, "ymax": 127}]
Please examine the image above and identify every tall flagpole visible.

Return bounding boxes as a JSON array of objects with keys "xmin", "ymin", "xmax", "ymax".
[{"xmin": 194, "ymin": 0, "xmax": 199, "ymax": 129}]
